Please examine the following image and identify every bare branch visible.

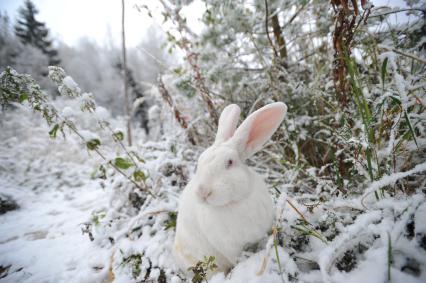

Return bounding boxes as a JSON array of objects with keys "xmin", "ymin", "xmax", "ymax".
[{"xmin": 121, "ymin": 0, "xmax": 132, "ymax": 146}]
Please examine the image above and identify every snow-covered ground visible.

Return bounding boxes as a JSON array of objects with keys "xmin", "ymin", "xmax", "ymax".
[
  {"xmin": 0, "ymin": 178, "xmax": 109, "ymax": 282},
  {"xmin": 0, "ymin": 106, "xmax": 111, "ymax": 282}
]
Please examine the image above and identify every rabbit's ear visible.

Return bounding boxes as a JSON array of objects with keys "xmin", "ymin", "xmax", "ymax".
[
  {"xmin": 215, "ymin": 104, "xmax": 241, "ymax": 144},
  {"xmin": 231, "ymin": 102, "xmax": 287, "ymax": 159}
]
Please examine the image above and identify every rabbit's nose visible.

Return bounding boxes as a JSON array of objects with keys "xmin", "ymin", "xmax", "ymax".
[{"xmin": 197, "ymin": 185, "xmax": 212, "ymax": 201}]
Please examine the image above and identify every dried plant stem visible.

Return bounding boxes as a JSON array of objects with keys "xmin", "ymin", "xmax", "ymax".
[
  {"xmin": 158, "ymin": 0, "xmax": 219, "ymax": 126},
  {"xmin": 286, "ymin": 199, "xmax": 309, "ymax": 224},
  {"xmin": 158, "ymin": 77, "xmax": 197, "ymax": 145}
]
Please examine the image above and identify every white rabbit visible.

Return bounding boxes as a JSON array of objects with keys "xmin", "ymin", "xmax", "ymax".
[{"xmin": 173, "ymin": 102, "xmax": 287, "ymax": 273}]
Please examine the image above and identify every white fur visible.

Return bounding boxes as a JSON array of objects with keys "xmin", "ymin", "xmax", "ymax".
[{"xmin": 173, "ymin": 102, "xmax": 287, "ymax": 273}]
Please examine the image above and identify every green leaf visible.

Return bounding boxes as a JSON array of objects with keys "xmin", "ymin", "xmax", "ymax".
[
  {"xmin": 403, "ymin": 110, "xmax": 419, "ymax": 149},
  {"xmin": 86, "ymin": 139, "xmax": 101, "ymax": 150},
  {"xmin": 19, "ymin": 93, "xmax": 28, "ymax": 102},
  {"xmin": 381, "ymin": 57, "xmax": 388, "ymax": 89},
  {"xmin": 49, "ymin": 124, "xmax": 59, "ymax": 138},
  {"xmin": 164, "ymin": 211, "xmax": 177, "ymax": 230},
  {"xmin": 389, "ymin": 96, "xmax": 401, "ymax": 105},
  {"xmin": 113, "ymin": 131, "xmax": 124, "ymax": 141},
  {"xmin": 172, "ymin": 67, "xmax": 184, "ymax": 75},
  {"xmin": 170, "ymin": 144, "xmax": 177, "ymax": 154},
  {"xmin": 114, "ymin": 157, "xmax": 134, "ymax": 170},
  {"xmin": 133, "ymin": 170, "xmax": 147, "ymax": 182},
  {"xmin": 274, "ymin": 231, "xmax": 284, "ymax": 280}
]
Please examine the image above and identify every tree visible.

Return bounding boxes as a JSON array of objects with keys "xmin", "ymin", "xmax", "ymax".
[
  {"xmin": 0, "ymin": 12, "xmax": 19, "ymax": 69},
  {"xmin": 14, "ymin": 0, "xmax": 60, "ymax": 66}
]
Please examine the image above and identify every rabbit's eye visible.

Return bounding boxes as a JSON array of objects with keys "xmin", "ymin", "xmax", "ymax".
[{"xmin": 226, "ymin": 159, "xmax": 234, "ymax": 169}]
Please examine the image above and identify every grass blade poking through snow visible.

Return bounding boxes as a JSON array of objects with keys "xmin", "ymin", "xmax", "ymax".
[
  {"xmin": 381, "ymin": 57, "xmax": 388, "ymax": 91},
  {"xmin": 273, "ymin": 227, "xmax": 285, "ymax": 283}
]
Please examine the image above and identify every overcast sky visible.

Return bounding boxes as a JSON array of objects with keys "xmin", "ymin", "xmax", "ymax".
[
  {"xmin": 0, "ymin": 0, "xmax": 408, "ymax": 48},
  {"xmin": 0, "ymin": 0, "xmax": 205, "ymax": 47}
]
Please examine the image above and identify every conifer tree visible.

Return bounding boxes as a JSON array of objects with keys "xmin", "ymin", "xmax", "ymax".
[{"xmin": 14, "ymin": 0, "xmax": 60, "ymax": 66}]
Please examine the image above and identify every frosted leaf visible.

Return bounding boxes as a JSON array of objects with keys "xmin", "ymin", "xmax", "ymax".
[{"xmin": 80, "ymin": 92, "xmax": 96, "ymax": 112}]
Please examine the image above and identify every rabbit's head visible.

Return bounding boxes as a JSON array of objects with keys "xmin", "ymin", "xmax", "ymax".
[{"xmin": 193, "ymin": 102, "xmax": 287, "ymax": 206}]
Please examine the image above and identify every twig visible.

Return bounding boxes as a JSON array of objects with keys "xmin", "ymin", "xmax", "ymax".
[
  {"xmin": 286, "ymin": 199, "xmax": 309, "ymax": 224},
  {"xmin": 143, "ymin": 209, "xmax": 172, "ymax": 216},
  {"xmin": 370, "ymin": 8, "xmax": 426, "ymax": 18},
  {"xmin": 264, "ymin": 0, "xmax": 279, "ymax": 58},
  {"xmin": 282, "ymin": 0, "xmax": 311, "ymax": 29},
  {"xmin": 380, "ymin": 46, "xmax": 426, "ymax": 64}
]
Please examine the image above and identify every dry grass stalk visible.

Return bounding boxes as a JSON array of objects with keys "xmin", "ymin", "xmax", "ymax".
[
  {"xmin": 331, "ymin": 0, "xmax": 372, "ymax": 107},
  {"xmin": 158, "ymin": 77, "xmax": 197, "ymax": 145}
]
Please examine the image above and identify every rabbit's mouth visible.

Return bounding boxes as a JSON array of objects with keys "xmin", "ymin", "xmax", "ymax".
[
  {"xmin": 197, "ymin": 190, "xmax": 213, "ymax": 204},
  {"xmin": 196, "ymin": 184, "xmax": 213, "ymax": 203},
  {"xmin": 201, "ymin": 193, "xmax": 212, "ymax": 203}
]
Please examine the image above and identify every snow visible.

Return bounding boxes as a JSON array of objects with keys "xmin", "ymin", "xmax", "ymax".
[
  {"xmin": 2, "ymin": 37, "xmax": 426, "ymax": 283},
  {"xmin": 95, "ymin": 106, "xmax": 110, "ymax": 121},
  {"xmin": 415, "ymin": 203, "xmax": 426, "ymax": 234},
  {"xmin": 0, "ymin": 178, "xmax": 109, "ymax": 283},
  {"xmin": 63, "ymin": 76, "xmax": 78, "ymax": 91},
  {"xmin": 79, "ymin": 130, "xmax": 100, "ymax": 142},
  {"xmin": 362, "ymin": 161, "xmax": 426, "ymax": 202},
  {"xmin": 0, "ymin": 107, "xmax": 109, "ymax": 282},
  {"xmin": 61, "ymin": 106, "xmax": 75, "ymax": 118},
  {"xmin": 1, "ymin": 95, "xmax": 425, "ymax": 283},
  {"xmin": 1, "ymin": 0, "xmax": 425, "ymax": 281}
]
